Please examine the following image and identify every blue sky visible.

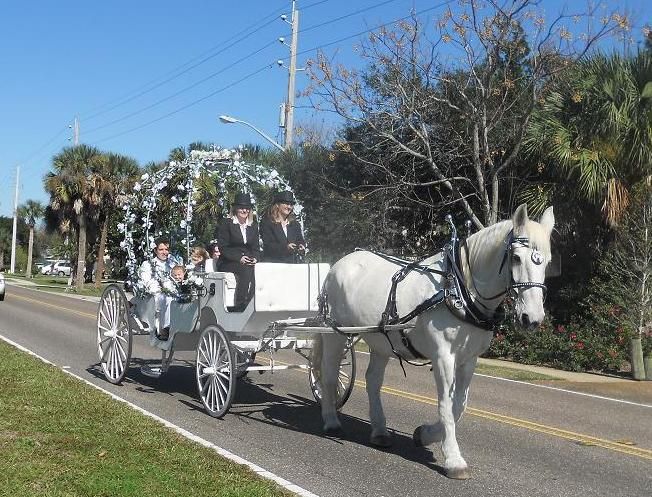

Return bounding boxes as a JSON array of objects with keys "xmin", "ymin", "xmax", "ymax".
[{"xmin": 0, "ymin": 0, "xmax": 649, "ymax": 217}]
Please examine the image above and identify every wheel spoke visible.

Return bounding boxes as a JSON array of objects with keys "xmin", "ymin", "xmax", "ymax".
[
  {"xmin": 99, "ymin": 308, "xmax": 111, "ymax": 328},
  {"xmin": 200, "ymin": 376, "xmax": 211, "ymax": 395},
  {"xmin": 198, "ymin": 343, "xmax": 210, "ymax": 365},
  {"xmin": 115, "ymin": 340, "xmax": 126, "ymax": 362},
  {"xmin": 216, "ymin": 377, "xmax": 226, "ymax": 406}
]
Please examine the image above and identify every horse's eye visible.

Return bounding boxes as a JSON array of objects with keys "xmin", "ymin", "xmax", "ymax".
[{"xmin": 512, "ymin": 253, "xmax": 521, "ymax": 263}]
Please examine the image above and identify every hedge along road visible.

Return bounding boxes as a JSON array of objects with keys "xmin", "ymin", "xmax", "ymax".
[{"xmin": 1, "ymin": 283, "xmax": 650, "ymax": 497}]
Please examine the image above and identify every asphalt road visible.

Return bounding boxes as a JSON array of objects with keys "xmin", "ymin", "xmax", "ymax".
[{"xmin": 1, "ymin": 284, "xmax": 651, "ymax": 497}]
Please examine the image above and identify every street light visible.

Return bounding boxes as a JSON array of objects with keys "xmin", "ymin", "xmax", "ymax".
[{"xmin": 218, "ymin": 115, "xmax": 285, "ymax": 152}]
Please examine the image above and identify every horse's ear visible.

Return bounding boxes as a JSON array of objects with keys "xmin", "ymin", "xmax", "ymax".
[
  {"xmin": 539, "ymin": 206, "xmax": 555, "ymax": 235},
  {"xmin": 512, "ymin": 203, "xmax": 529, "ymax": 230}
]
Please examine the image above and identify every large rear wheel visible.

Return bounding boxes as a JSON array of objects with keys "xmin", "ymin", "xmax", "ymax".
[
  {"xmin": 309, "ymin": 342, "xmax": 356, "ymax": 410},
  {"xmin": 196, "ymin": 325, "xmax": 236, "ymax": 418},
  {"xmin": 97, "ymin": 284, "xmax": 132, "ymax": 384}
]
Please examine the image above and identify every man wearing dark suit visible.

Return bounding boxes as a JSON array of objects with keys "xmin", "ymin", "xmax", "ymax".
[
  {"xmin": 216, "ymin": 192, "xmax": 260, "ymax": 309},
  {"xmin": 260, "ymin": 190, "xmax": 306, "ymax": 263}
]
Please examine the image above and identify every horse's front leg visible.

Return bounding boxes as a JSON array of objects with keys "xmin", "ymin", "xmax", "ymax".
[
  {"xmin": 319, "ymin": 334, "xmax": 348, "ymax": 434},
  {"xmin": 414, "ymin": 354, "xmax": 472, "ymax": 479},
  {"xmin": 366, "ymin": 350, "xmax": 391, "ymax": 447}
]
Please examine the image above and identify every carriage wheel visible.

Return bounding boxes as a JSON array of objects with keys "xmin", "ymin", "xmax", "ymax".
[
  {"xmin": 309, "ymin": 343, "xmax": 356, "ymax": 410},
  {"xmin": 97, "ymin": 284, "xmax": 132, "ymax": 384},
  {"xmin": 196, "ymin": 325, "xmax": 236, "ymax": 418}
]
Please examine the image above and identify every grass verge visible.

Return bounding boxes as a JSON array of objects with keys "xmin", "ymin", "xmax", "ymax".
[
  {"xmin": 5, "ymin": 275, "xmax": 107, "ymax": 297},
  {"xmin": 475, "ymin": 362, "xmax": 561, "ymax": 381},
  {"xmin": 0, "ymin": 340, "xmax": 293, "ymax": 497}
]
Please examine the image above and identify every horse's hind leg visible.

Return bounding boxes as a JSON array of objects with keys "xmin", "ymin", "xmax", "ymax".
[
  {"xmin": 319, "ymin": 333, "xmax": 348, "ymax": 435},
  {"xmin": 414, "ymin": 355, "xmax": 475, "ymax": 479},
  {"xmin": 366, "ymin": 349, "xmax": 391, "ymax": 447}
]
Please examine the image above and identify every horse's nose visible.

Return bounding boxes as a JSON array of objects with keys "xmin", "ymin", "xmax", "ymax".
[{"xmin": 521, "ymin": 313, "xmax": 540, "ymax": 331}]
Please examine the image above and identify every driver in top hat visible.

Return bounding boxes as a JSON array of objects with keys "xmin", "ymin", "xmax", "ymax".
[{"xmin": 215, "ymin": 192, "xmax": 261, "ymax": 310}]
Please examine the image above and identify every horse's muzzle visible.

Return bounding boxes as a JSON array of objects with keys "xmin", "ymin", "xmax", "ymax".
[{"xmin": 520, "ymin": 313, "xmax": 541, "ymax": 331}]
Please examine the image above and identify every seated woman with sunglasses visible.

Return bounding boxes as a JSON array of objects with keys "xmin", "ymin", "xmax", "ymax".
[{"xmin": 260, "ymin": 190, "xmax": 305, "ymax": 263}]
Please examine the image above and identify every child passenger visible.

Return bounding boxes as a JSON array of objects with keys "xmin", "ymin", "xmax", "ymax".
[{"xmin": 171, "ymin": 264, "xmax": 186, "ymax": 283}]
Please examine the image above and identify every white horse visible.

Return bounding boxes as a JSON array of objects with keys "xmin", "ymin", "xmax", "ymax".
[{"xmin": 317, "ymin": 204, "xmax": 554, "ymax": 479}]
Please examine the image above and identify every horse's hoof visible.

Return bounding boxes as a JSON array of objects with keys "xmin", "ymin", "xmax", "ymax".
[
  {"xmin": 445, "ymin": 467, "xmax": 471, "ymax": 480},
  {"xmin": 370, "ymin": 433, "xmax": 392, "ymax": 448},
  {"xmin": 324, "ymin": 425, "xmax": 343, "ymax": 436},
  {"xmin": 413, "ymin": 426, "xmax": 425, "ymax": 447}
]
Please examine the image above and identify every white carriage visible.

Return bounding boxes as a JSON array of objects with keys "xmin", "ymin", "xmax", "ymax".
[
  {"xmin": 96, "ymin": 148, "xmax": 359, "ymax": 418},
  {"xmin": 96, "ymin": 261, "xmax": 357, "ymax": 418}
]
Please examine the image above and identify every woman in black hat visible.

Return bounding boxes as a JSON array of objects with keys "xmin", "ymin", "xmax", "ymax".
[
  {"xmin": 215, "ymin": 192, "xmax": 260, "ymax": 309},
  {"xmin": 261, "ymin": 190, "xmax": 306, "ymax": 263}
]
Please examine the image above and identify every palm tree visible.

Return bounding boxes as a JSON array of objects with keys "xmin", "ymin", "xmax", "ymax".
[
  {"xmin": 91, "ymin": 152, "xmax": 139, "ymax": 287},
  {"xmin": 525, "ymin": 50, "xmax": 652, "ymax": 225},
  {"xmin": 44, "ymin": 144, "xmax": 104, "ymax": 288},
  {"xmin": 17, "ymin": 200, "xmax": 45, "ymax": 277},
  {"xmin": 0, "ymin": 227, "xmax": 11, "ymax": 271}
]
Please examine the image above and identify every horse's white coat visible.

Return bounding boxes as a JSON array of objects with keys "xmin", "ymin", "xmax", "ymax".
[{"xmin": 317, "ymin": 205, "xmax": 554, "ymax": 479}]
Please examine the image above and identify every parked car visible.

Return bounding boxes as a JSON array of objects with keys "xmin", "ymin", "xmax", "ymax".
[
  {"xmin": 41, "ymin": 260, "xmax": 71, "ymax": 277},
  {"xmin": 0, "ymin": 273, "xmax": 5, "ymax": 301},
  {"xmin": 52, "ymin": 261, "xmax": 72, "ymax": 277}
]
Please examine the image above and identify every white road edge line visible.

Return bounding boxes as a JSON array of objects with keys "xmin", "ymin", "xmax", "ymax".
[
  {"xmin": 473, "ymin": 373, "xmax": 652, "ymax": 409},
  {"xmin": 357, "ymin": 350, "xmax": 652, "ymax": 409},
  {"xmin": 0, "ymin": 333, "xmax": 319, "ymax": 497}
]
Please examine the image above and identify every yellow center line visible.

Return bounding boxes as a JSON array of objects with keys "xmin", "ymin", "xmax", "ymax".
[
  {"xmin": 10, "ymin": 292, "xmax": 97, "ymax": 320},
  {"xmin": 10, "ymin": 294, "xmax": 651, "ymax": 461},
  {"xmin": 279, "ymin": 361, "xmax": 652, "ymax": 461}
]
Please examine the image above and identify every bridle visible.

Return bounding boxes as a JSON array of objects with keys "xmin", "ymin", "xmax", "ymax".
[{"xmin": 466, "ymin": 229, "xmax": 548, "ymax": 308}]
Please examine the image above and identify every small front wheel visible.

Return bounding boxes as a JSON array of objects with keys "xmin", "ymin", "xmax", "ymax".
[
  {"xmin": 97, "ymin": 284, "xmax": 132, "ymax": 384},
  {"xmin": 309, "ymin": 342, "xmax": 356, "ymax": 410},
  {"xmin": 196, "ymin": 325, "xmax": 236, "ymax": 418}
]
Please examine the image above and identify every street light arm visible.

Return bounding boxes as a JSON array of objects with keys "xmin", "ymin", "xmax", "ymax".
[{"xmin": 218, "ymin": 115, "xmax": 285, "ymax": 152}]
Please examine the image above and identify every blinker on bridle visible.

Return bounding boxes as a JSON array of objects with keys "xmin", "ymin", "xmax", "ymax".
[{"xmin": 498, "ymin": 231, "xmax": 548, "ymax": 293}]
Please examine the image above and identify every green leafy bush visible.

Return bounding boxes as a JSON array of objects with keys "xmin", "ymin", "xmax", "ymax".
[{"xmin": 485, "ymin": 318, "xmax": 629, "ymax": 372}]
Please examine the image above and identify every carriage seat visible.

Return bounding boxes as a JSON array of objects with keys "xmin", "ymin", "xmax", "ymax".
[
  {"xmin": 201, "ymin": 259, "xmax": 236, "ymax": 307},
  {"xmin": 254, "ymin": 262, "xmax": 330, "ymax": 312}
]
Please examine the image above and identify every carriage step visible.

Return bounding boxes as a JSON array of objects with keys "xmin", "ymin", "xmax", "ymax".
[{"xmin": 141, "ymin": 365, "xmax": 164, "ymax": 378}]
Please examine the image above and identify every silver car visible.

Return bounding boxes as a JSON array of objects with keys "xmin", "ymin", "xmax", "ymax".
[{"xmin": 0, "ymin": 273, "xmax": 5, "ymax": 301}]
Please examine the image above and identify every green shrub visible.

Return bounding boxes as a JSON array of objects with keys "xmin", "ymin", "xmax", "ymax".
[{"xmin": 486, "ymin": 318, "xmax": 629, "ymax": 372}]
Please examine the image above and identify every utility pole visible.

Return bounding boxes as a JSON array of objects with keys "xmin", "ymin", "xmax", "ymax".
[
  {"xmin": 10, "ymin": 166, "xmax": 20, "ymax": 274},
  {"xmin": 283, "ymin": 0, "xmax": 299, "ymax": 149},
  {"xmin": 72, "ymin": 116, "xmax": 80, "ymax": 145}
]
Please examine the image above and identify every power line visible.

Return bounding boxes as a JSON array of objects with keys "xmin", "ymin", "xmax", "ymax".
[
  {"xmin": 83, "ymin": 39, "xmax": 278, "ymax": 137},
  {"xmin": 79, "ymin": 7, "xmax": 286, "ymax": 123},
  {"xmin": 294, "ymin": 0, "xmax": 454, "ymax": 58},
  {"xmin": 300, "ymin": 0, "xmax": 401, "ymax": 33},
  {"xmin": 15, "ymin": 126, "xmax": 68, "ymax": 166},
  {"xmin": 92, "ymin": 63, "xmax": 273, "ymax": 146},
  {"xmin": 80, "ymin": 1, "xmax": 333, "ymax": 125},
  {"xmin": 89, "ymin": 1, "xmax": 453, "ymax": 146}
]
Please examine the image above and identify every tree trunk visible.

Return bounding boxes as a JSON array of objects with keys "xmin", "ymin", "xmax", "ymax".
[
  {"xmin": 95, "ymin": 216, "xmax": 109, "ymax": 289},
  {"xmin": 75, "ymin": 213, "xmax": 87, "ymax": 289},
  {"xmin": 26, "ymin": 226, "xmax": 34, "ymax": 278}
]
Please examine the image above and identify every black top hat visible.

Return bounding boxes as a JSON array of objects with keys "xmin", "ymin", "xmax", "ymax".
[
  {"xmin": 233, "ymin": 192, "xmax": 253, "ymax": 208},
  {"xmin": 273, "ymin": 190, "xmax": 296, "ymax": 205}
]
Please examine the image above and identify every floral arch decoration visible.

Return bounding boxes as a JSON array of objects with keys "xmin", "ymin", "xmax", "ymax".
[{"xmin": 118, "ymin": 147, "xmax": 300, "ymax": 293}]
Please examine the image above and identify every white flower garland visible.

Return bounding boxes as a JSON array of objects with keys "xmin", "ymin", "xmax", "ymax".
[{"xmin": 118, "ymin": 147, "xmax": 299, "ymax": 296}]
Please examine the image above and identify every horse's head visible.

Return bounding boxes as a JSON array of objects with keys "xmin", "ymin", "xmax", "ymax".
[{"xmin": 510, "ymin": 204, "xmax": 554, "ymax": 331}]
